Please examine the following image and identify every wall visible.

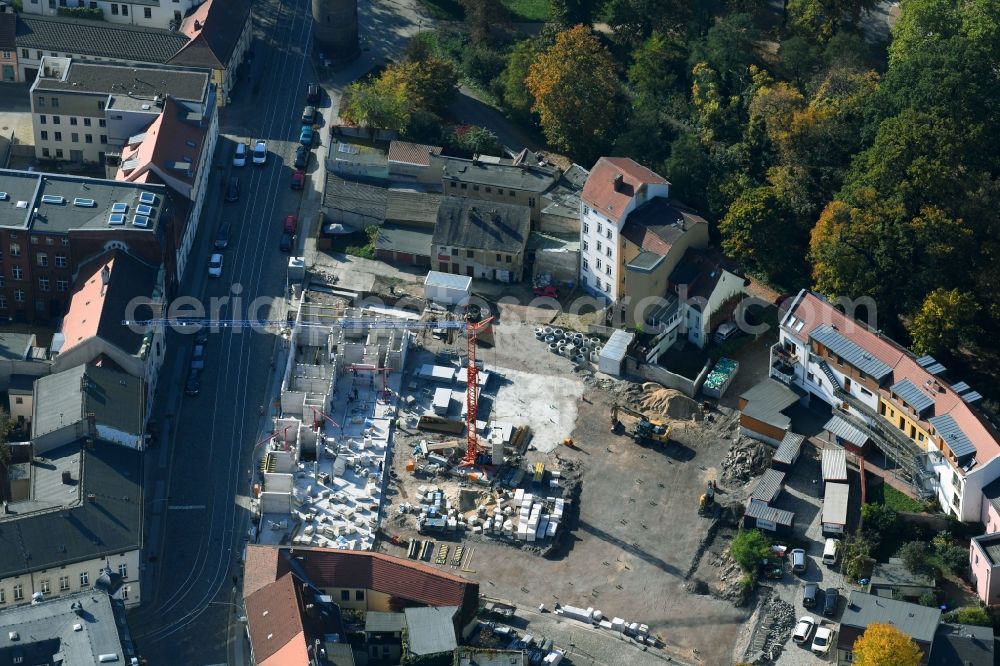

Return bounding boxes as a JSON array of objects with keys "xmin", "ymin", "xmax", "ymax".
[
  {"xmin": 639, "ymin": 362, "xmax": 699, "ymax": 397},
  {"xmin": 0, "ymin": 548, "xmax": 141, "ymax": 608},
  {"xmin": 95, "ymin": 424, "xmax": 142, "ymax": 450},
  {"xmin": 432, "ymin": 244, "xmax": 523, "ymax": 282},
  {"xmin": 970, "ymin": 540, "xmax": 1000, "ymax": 605},
  {"xmin": 173, "ymin": 108, "xmax": 219, "ymax": 280},
  {"xmin": 0, "ymin": 359, "xmax": 50, "ymax": 394},
  {"xmin": 8, "ymin": 392, "xmax": 32, "ymax": 423},
  {"xmin": 623, "ymin": 260, "xmax": 670, "ymax": 330},
  {"xmin": 21, "ymin": 0, "xmax": 197, "ymax": 29},
  {"xmin": 443, "ymin": 177, "xmax": 544, "ymax": 222},
  {"xmin": 218, "ymin": 16, "xmax": 253, "ymax": 107},
  {"xmin": 739, "ymin": 414, "xmax": 787, "ymax": 446},
  {"xmin": 533, "ymin": 248, "xmax": 579, "ymax": 286}
]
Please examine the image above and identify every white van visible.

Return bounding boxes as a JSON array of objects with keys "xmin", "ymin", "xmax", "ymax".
[
  {"xmin": 822, "ymin": 538, "xmax": 839, "ymax": 566},
  {"xmin": 713, "ymin": 322, "xmax": 739, "ymax": 344}
]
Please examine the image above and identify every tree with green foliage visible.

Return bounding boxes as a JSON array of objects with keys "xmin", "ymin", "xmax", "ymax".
[
  {"xmin": 340, "ymin": 78, "xmax": 411, "ymax": 133},
  {"xmin": 449, "ymin": 124, "xmax": 502, "ymax": 155},
  {"xmin": 628, "ymin": 32, "xmax": 689, "ymax": 105},
  {"xmin": 549, "ymin": 0, "xmax": 599, "ymax": 27},
  {"xmin": 730, "ymin": 528, "xmax": 771, "ymax": 573},
  {"xmin": 897, "ymin": 541, "xmax": 931, "ymax": 575},
  {"xmin": 910, "ymin": 289, "xmax": 979, "ymax": 357},
  {"xmin": 502, "ymin": 39, "xmax": 541, "ymax": 118},
  {"xmin": 786, "ymin": 0, "xmax": 879, "ymax": 43},
  {"xmin": 688, "ymin": 13, "xmax": 757, "ymax": 96},
  {"xmin": 861, "ymin": 502, "xmax": 899, "ymax": 537},
  {"xmin": 943, "ymin": 606, "xmax": 992, "ymax": 627},
  {"xmin": 603, "ymin": 0, "xmax": 691, "ymax": 46},
  {"xmin": 842, "ymin": 535, "xmax": 873, "ymax": 582},
  {"xmin": 459, "ymin": 0, "xmax": 510, "ymax": 43},
  {"xmin": 719, "ymin": 186, "xmax": 803, "ymax": 282},
  {"xmin": 525, "ymin": 25, "xmax": 619, "ymax": 162}
]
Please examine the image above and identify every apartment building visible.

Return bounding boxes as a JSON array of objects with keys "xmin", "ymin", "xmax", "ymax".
[
  {"xmin": 0, "ymin": 439, "xmax": 142, "ymax": 609},
  {"xmin": 14, "ymin": 14, "xmax": 188, "ymax": 83},
  {"xmin": 431, "ymin": 196, "xmax": 531, "ymax": 282},
  {"xmin": 168, "ymin": 0, "xmax": 253, "ymax": 106},
  {"xmin": 29, "ymin": 56, "xmax": 212, "ymax": 164},
  {"xmin": 771, "ymin": 289, "xmax": 1000, "ymax": 521},
  {"xmin": 0, "ymin": 168, "xmax": 178, "ymax": 323},
  {"xmin": 19, "ymin": 0, "xmax": 202, "ymax": 31}
]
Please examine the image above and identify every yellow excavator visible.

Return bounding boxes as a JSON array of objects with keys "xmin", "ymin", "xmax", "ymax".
[{"xmin": 610, "ymin": 404, "xmax": 670, "ymax": 446}]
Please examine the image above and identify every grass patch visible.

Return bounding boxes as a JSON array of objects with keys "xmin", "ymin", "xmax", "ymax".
[
  {"xmin": 868, "ymin": 482, "xmax": 925, "ymax": 513},
  {"xmin": 501, "ymin": 0, "xmax": 550, "ymax": 21},
  {"xmin": 417, "ymin": 0, "xmax": 464, "ymax": 20},
  {"xmin": 325, "ymin": 226, "xmax": 378, "ymax": 259}
]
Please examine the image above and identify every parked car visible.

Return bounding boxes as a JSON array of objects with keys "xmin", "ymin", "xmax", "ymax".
[
  {"xmin": 190, "ymin": 343, "xmax": 206, "ymax": 370},
  {"xmin": 802, "ymin": 583, "xmax": 818, "ymax": 608},
  {"xmin": 184, "ymin": 368, "xmax": 201, "ymax": 396},
  {"xmin": 252, "ymin": 140, "xmax": 267, "ymax": 165},
  {"xmin": 283, "ymin": 214, "xmax": 298, "ymax": 234},
  {"xmin": 225, "ymin": 176, "xmax": 240, "ymax": 202},
  {"xmin": 291, "ymin": 169, "xmax": 305, "ymax": 190},
  {"xmin": 233, "ymin": 142, "xmax": 247, "ymax": 167},
  {"xmin": 294, "ymin": 145, "xmax": 309, "ymax": 169},
  {"xmin": 713, "ymin": 322, "xmax": 739, "ymax": 344},
  {"xmin": 792, "ymin": 616, "xmax": 815, "ymax": 644},
  {"xmin": 279, "ymin": 232, "xmax": 293, "ymax": 252},
  {"xmin": 822, "ymin": 538, "xmax": 840, "ymax": 566},
  {"xmin": 823, "ymin": 588, "xmax": 840, "ymax": 617},
  {"xmin": 811, "ymin": 626, "xmax": 833, "ymax": 655},
  {"xmin": 299, "ymin": 125, "xmax": 314, "ymax": 146},
  {"xmin": 208, "ymin": 253, "xmax": 223, "ymax": 277},
  {"xmin": 306, "ymin": 82, "xmax": 320, "ymax": 104},
  {"xmin": 791, "ymin": 548, "xmax": 807, "ymax": 574},
  {"xmin": 214, "ymin": 223, "xmax": 231, "ymax": 250},
  {"xmin": 302, "ymin": 106, "xmax": 316, "ymax": 124}
]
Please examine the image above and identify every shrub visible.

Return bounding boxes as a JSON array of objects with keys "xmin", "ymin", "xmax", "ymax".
[
  {"xmin": 57, "ymin": 6, "xmax": 103, "ymax": 20},
  {"xmin": 943, "ymin": 606, "xmax": 991, "ymax": 626},
  {"xmin": 918, "ymin": 590, "xmax": 937, "ymax": 607},
  {"xmin": 938, "ymin": 544, "xmax": 969, "ymax": 575},
  {"xmin": 897, "ymin": 541, "xmax": 930, "ymax": 575},
  {"xmin": 861, "ymin": 502, "xmax": 899, "ymax": 537},
  {"xmin": 447, "ymin": 124, "xmax": 502, "ymax": 155},
  {"xmin": 730, "ymin": 528, "xmax": 771, "ymax": 574},
  {"xmin": 842, "ymin": 534, "xmax": 874, "ymax": 582},
  {"xmin": 461, "ymin": 45, "xmax": 506, "ymax": 88}
]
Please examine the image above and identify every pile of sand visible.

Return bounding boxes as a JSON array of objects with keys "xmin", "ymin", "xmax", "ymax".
[{"xmin": 638, "ymin": 383, "xmax": 704, "ymax": 421}]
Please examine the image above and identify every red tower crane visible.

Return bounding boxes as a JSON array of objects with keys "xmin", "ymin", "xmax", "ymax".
[{"xmin": 463, "ymin": 315, "xmax": 494, "ymax": 467}]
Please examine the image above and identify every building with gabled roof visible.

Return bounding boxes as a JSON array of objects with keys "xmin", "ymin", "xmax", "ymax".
[
  {"xmin": 771, "ymin": 289, "xmax": 1000, "ymax": 521},
  {"xmin": 167, "ymin": 0, "xmax": 253, "ymax": 106},
  {"xmin": 432, "ymin": 196, "xmax": 531, "ymax": 282},
  {"xmin": 836, "ymin": 591, "xmax": 940, "ymax": 665}
]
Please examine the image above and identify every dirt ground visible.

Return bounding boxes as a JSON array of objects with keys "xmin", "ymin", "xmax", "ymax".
[{"xmin": 379, "ymin": 318, "xmax": 760, "ymax": 664}]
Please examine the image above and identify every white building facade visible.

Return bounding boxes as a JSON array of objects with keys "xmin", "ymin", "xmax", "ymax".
[{"xmin": 20, "ymin": 0, "xmax": 201, "ymax": 30}]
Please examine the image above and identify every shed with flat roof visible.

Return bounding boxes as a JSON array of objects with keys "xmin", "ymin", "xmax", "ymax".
[
  {"xmin": 822, "ymin": 480, "xmax": 849, "ymax": 535},
  {"xmin": 821, "ymin": 448, "xmax": 848, "ymax": 484},
  {"xmin": 424, "ymin": 271, "xmax": 471, "ymax": 306},
  {"xmin": 599, "ymin": 330, "xmax": 634, "ymax": 377}
]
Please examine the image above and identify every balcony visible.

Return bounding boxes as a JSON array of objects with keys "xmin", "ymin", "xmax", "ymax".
[{"xmin": 770, "ymin": 342, "xmax": 798, "ymax": 385}]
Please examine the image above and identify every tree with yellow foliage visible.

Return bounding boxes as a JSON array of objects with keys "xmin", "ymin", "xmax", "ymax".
[
  {"xmin": 852, "ymin": 622, "xmax": 923, "ymax": 666},
  {"xmin": 525, "ymin": 25, "xmax": 619, "ymax": 162}
]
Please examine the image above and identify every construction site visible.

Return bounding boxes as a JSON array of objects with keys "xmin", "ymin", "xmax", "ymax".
[{"xmin": 239, "ymin": 281, "xmax": 796, "ymax": 664}]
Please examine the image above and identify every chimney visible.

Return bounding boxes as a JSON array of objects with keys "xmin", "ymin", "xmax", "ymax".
[
  {"xmin": 613, "ymin": 173, "xmax": 624, "ymax": 191},
  {"xmin": 87, "ymin": 493, "xmax": 96, "ymax": 502},
  {"xmin": 194, "ymin": 19, "xmax": 202, "ymax": 31},
  {"xmin": 100, "ymin": 265, "xmax": 111, "ymax": 285},
  {"xmin": 62, "ymin": 470, "xmax": 72, "ymax": 484}
]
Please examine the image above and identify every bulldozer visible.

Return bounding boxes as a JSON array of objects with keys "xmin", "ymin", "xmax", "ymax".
[{"xmin": 610, "ymin": 404, "xmax": 670, "ymax": 446}]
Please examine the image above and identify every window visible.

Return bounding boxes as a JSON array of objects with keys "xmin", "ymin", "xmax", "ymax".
[
  {"xmin": 111, "ymin": 2, "xmax": 118, "ymax": 13},
  {"xmin": 84, "ymin": 118, "xmax": 91, "ymax": 127},
  {"xmin": 40, "ymin": 580, "xmax": 50, "ymax": 594},
  {"xmin": 14, "ymin": 397, "xmax": 21, "ymax": 404},
  {"xmin": 36, "ymin": 51, "xmax": 42, "ymax": 59},
  {"xmin": 596, "ymin": 240, "xmax": 602, "ymax": 251},
  {"xmin": 529, "ymin": 197, "xmax": 536, "ymax": 207},
  {"xmin": 582, "ymin": 223, "xmax": 589, "ymax": 233},
  {"xmin": 506, "ymin": 255, "xmax": 511, "ymax": 263},
  {"xmin": 13, "ymin": 584, "xmax": 22, "ymax": 601},
  {"xmin": 460, "ymin": 183, "xmax": 467, "ymax": 190},
  {"xmin": 0, "ymin": 296, "xmax": 6, "ymax": 310},
  {"xmin": 56, "ymin": 149, "xmax": 63, "ymax": 158},
  {"xmin": 807, "ymin": 371, "xmax": 815, "ymax": 383},
  {"xmin": 498, "ymin": 188, "xmax": 504, "ymax": 195},
  {"xmin": 485, "ymin": 187, "xmax": 492, "ymax": 193},
  {"xmin": 37, "ymin": 96, "xmax": 44, "ymax": 107},
  {"xmin": 51, "ymin": 97, "xmax": 58, "ymax": 108},
  {"xmin": 42, "ymin": 148, "xmax": 50, "ymax": 157},
  {"xmin": 0, "ymin": 275, "xmax": 4, "ymax": 287},
  {"xmin": 39, "ymin": 115, "xmax": 46, "ymax": 125},
  {"xmin": 61, "ymin": 238, "xmax": 69, "ymax": 246},
  {"xmin": 860, "ymin": 387, "xmax": 872, "ymax": 397},
  {"xmin": 596, "ymin": 258, "xmax": 602, "ymax": 269},
  {"xmin": 449, "ymin": 181, "xmax": 456, "ymax": 188},
  {"xmin": 59, "ymin": 576, "xmax": 69, "ymax": 591},
  {"xmin": 355, "ymin": 590, "xmax": 365, "ymax": 601},
  {"xmin": 340, "ymin": 590, "xmax": 349, "ymax": 601},
  {"xmin": 450, "ymin": 248, "xmax": 458, "ymax": 256},
  {"xmin": 98, "ymin": 103, "xmax": 106, "ymax": 113},
  {"xmin": 40, "ymin": 130, "xmax": 48, "ymax": 141},
  {"xmin": 605, "ymin": 266, "xmax": 611, "ymax": 276},
  {"xmin": 597, "ymin": 223, "xmax": 603, "ymax": 234},
  {"xmin": 121, "ymin": 4, "xmax": 127, "ymax": 15},
  {"xmin": 582, "ymin": 258, "xmax": 588, "ymax": 270},
  {"xmin": 80, "ymin": 571, "xmax": 89, "ymax": 587},
  {"xmin": 496, "ymin": 253, "xmax": 501, "ymax": 262},
  {"xmin": 118, "ymin": 563, "xmax": 127, "ymax": 579},
  {"xmin": 122, "ymin": 586, "xmax": 129, "ymax": 600},
  {"xmin": 71, "ymin": 133, "xmax": 79, "ymax": 143},
  {"xmin": 583, "ymin": 206, "xmax": 590, "ymax": 215},
  {"xmin": 30, "ymin": 236, "xmax": 38, "ymax": 246},
  {"xmin": 100, "ymin": 135, "xmax": 107, "ymax": 144},
  {"xmin": 144, "ymin": 6, "xmax": 151, "ymax": 17},
  {"xmin": 55, "ymin": 253, "xmax": 67, "ymax": 267},
  {"xmin": 606, "ymin": 247, "xmax": 612, "ymax": 258},
  {"xmin": 21, "ymin": 48, "xmax": 27, "ymax": 58},
  {"xmin": 85, "ymin": 134, "xmax": 93, "ymax": 144},
  {"xmin": 38, "ymin": 277, "xmax": 49, "ymax": 292},
  {"xmin": 918, "ymin": 432, "xmax": 925, "ymax": 442},
  {"xmin": 69, "ymin": 117, "xmax": 77, "ymax": 126},
  {"xmin": 56, "ymin": 279, "xmax": 68, "ymax": 292},
  {"xmin": 34, "ymin": 299, "xmax": 44, "ymax": 312},
  {"xmin": 54, "ymin": 131, "xmax": 62, "ymax": 141},
  {"xmin": 0, "ymin": 588, "xmax": 4, "ymax": 603},
  {"xmin": 36, "ymin": 253, "xmax": 47, "ymax": 267},
  {"xmin": 472, "ymin": 184, "xmax": 479, "ymax": 191},
  {"xmin": 606, "ymin": 229, "xmax": 612, "ymax": 239},
  {"xmin": 466, "ymin": 250, "xmax": 473, "ymax": 258},
  {"xmin": 582, "ymin": 240, "xmax": 588, "ymax": 251},
  {"xmin": 508, "ymin": 190, "xmax": 514, "ymax": 197},
  {"xmin": 11, "ymin": 266, "xmax": 22, "ymax": 280},
  {"xmin": 605, "ymin": 281, "xmax": 611, "ymax": 292}
]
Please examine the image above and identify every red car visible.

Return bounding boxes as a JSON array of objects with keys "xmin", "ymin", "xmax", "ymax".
[
  {"xmin": 533, "ymin": 285, "xmax": 559, "ymax": 298},
  {"xmin": 283, "ymin": 215, "xmax": 298, "ymax": 234},
  {"xmin": 291, "ymin": 169, "xmax": 305, "ymax": 190}
]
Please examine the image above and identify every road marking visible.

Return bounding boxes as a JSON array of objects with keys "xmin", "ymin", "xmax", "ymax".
[{"xmin": 168, "ymin": 505, "xmax": 206, "ymax": 510}]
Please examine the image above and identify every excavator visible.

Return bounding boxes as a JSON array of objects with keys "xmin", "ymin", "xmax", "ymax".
[{"xmin": 610, "ymin": 404, "xmax": 670, "ymax": 446}]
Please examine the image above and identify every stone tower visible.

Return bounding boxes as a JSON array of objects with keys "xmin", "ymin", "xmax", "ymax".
[{"xmin": 311, "ymin": 0, "xmax": 359, "ymax": 61}]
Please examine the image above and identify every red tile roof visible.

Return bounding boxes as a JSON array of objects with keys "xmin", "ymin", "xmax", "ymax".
[
  {"xmin": 582, "ymin": 157, "xmax": 668, "ymax": 224},
  {"xmin": 116, "ymin": 96, "xmax": 207, "ymax": 196},
  {"xmin": 244, "ymin": 544, "xmax": 281, "ymax": 597},
  {"xmin": 244, "ymin": 546, "xmax": 480, "ymax": 628},
  {"xmin": 785, "ymin": 291, "xmax": 1000, "ymax": 465},
  {"xmin": 388, "ymin": 140, "xmax": 442, "ymax": 167},
  {"xmin": 245, "ymin": 573, "xmax": 309, "ymax": 666},
  {"xmin": 170, "ymin": 0, "xmax": 252, "ymax": 70}
]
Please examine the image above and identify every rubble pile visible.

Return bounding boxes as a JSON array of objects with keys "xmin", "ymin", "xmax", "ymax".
[
  {"xmin": 708, "ymin": 546, "xmax": 746, "ymax": 604},
  {"xmin": 721, "ymin": 437, "xmax": 771, "ymax": 484},
  {"xmin": 638, "ymin": 383, "xmax": 703, "ymax": 421},
  {"xmin": 758, "ymin": 597, "xmax": 796, "ymax": 660}
]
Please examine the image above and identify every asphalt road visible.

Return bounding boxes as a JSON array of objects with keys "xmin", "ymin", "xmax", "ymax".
[{"xmin": 126, "ymin": 0, "xmax": 316, "ymax": 662}]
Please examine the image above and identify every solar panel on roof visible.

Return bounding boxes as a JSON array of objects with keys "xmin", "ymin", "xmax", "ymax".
[
  {"xmin": 926, "ymin": 363, "xmax": 946, "ymax": 375},
  {"xmin": 111, "ymin": 202, "xmax": 128, "ymax": 214},
  {"xmin": 136, "ymin": 204, "xmax": 153, "ymax": 216},
  {"xmin": 963, "ymin": 391, "xmax": 983, "ymax": 404},
  {"xmin": 890, "ymin": 379, "xmax": 935, "ymax": 414},
  {"xmin": 132, "ymin": 215, "xmax": 151, "ymax": 228},
  {"xmin": 108, "ymin": 213, "xmax": 126, "ymax": 225},
  {"xmin": 951, "ymin": 381, "xmax": 971, "ymax": 393},
  {"xmin": 917, "ymin": 355, "xmax": 937, "ymax": 368}
]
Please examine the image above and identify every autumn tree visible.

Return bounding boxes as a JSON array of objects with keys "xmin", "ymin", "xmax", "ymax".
[
  {"xmin": 381, "ymin": 57, "xmax": 458, "ymax": 114},
  {"xmin": 525, "ymin": 25, "xmax": 619, "ymax": 162},
  {"xmin": 339, "ymin": 78, "xmax": 411, "ymax": 133},
  {"xmin": 853, "ymin": 622, "xmax": 923, "ymax": 666},
  {"xmin": 910, "ymin": 289, "xmax": 979, "ymax": 356},
  {"xmin": 460, "ymin": 0, "xmax": 510, "ymax": 43},
  {"xmin": 720, "ymin": 186, "xmax": 803, "ymax": 282}
]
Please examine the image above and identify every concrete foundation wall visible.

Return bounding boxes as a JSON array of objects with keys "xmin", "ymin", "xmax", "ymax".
[{"xmin": 261, "ymin": 491, "xmax": 292, "ymax": 515}]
